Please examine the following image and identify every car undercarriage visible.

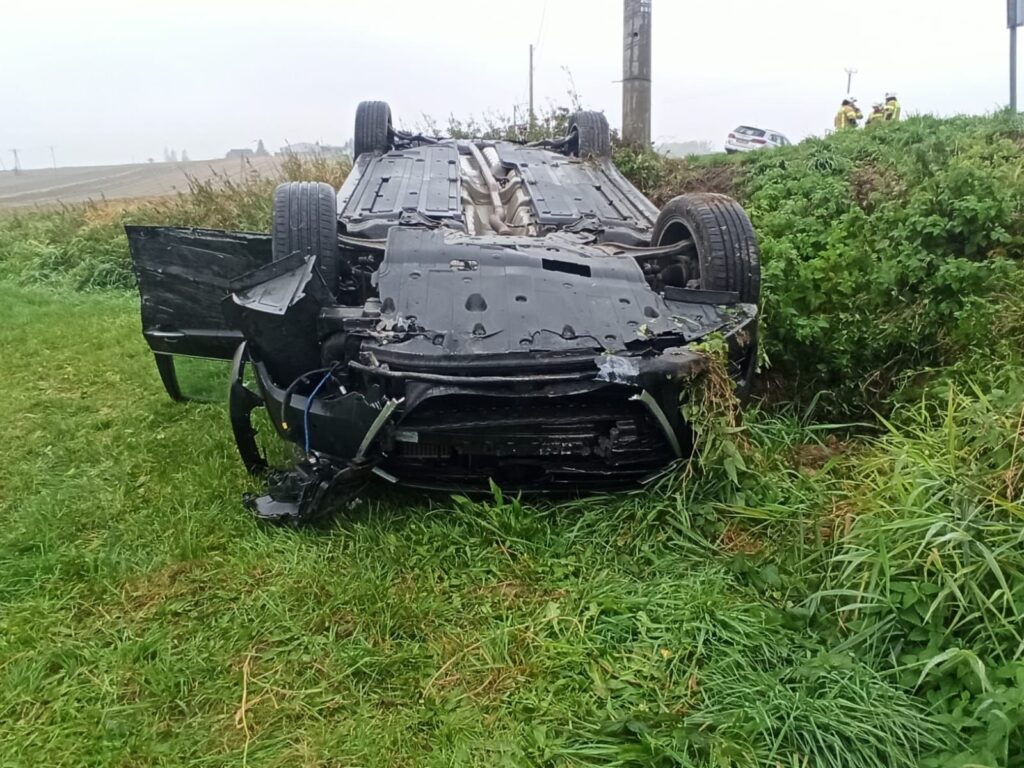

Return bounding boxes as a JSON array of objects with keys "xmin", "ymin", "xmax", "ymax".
[{"xmin": 127, "ymin": 102, "xmax": 761, "ymax": 521}]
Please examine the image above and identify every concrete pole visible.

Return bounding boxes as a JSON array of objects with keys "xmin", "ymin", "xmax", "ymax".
[
  {"xmin": 622, "ymin": 0, "xmax": 652, "ymax": 148},
  {"xmin": 529, "ymin": 44, "xmax": 535, "ymax": 129},
  {"xmin": 1012, "ymin": 25, "xmax": 1018, "ymax": 112}
]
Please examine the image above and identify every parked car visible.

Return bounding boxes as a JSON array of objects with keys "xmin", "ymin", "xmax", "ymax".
[
  {"xmin": 126, "ymin": 101, "xmax": 761, "ymax": 521},
  {"xmin": 725, "ymin": 126, "xmax": 791, "ymax": 153}
]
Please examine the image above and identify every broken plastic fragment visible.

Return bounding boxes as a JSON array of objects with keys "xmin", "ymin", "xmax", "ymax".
[{"xmin": 595, "ymin": 355, "xmax": 640, "ymax": 384}]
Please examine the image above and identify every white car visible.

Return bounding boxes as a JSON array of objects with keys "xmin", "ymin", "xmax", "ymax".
[{"xmin": 725, "ymin": 126, "xmax": 791, "ymax": 154}]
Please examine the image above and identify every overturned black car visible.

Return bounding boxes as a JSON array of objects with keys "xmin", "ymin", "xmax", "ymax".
[{"xmin": 127, "ymin": 102, "xmax": 760, "ymax": 520}]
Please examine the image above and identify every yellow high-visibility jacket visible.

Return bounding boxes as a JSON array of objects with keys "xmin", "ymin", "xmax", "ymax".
[
  {"xmin": 866, "ymin": 110, "xmax": 885, "ymax": 126},
  {"xmin": 884, "ymin": 100, "xmax": 902, "ymax": 121},
  {"xmin": 834, "ymin": 105, "xmax": 860, "ymax": 130}
]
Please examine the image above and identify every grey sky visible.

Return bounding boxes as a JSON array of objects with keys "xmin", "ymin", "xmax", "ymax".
[{"xmin": 0, "ymin": 0, "xmax": 1011, "ymax": 168}]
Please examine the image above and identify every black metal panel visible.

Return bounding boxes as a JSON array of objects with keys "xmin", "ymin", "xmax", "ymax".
[
  {"xmin": 338, "ymin": 141, "xmax": 659, "ymax": 242},
  {"xmin": 493, "ymin": 145, "xmax": 659, "ymax": 235},
  {"xmin": 370, "ymin": 228, "xmax": 739, "ymax": 360},
  {"xmin": 338, "ymin": 145, "xmax": 464, "ymax": 238},
  {"xmin": 127, "ymin": 226, "xmax": 272, "ymax": 360}
]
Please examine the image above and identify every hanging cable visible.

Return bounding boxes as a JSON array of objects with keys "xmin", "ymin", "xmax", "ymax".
[{"xmin": 302, "ymin": 363, "xmax": 341, "ymax": 455}]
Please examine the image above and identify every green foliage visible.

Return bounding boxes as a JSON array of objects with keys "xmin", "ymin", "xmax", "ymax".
[
  {"xmin": 0, "ymin": 155, "xmax": 350, "ymax": 292},
  {"xmin": 419, "ymin": 95, "xmax": 584, "ymax": 143},
  {"xmin": 709, "ymin": 376, "xmax": 1024, "ymax": 764},
  {"xmin": 617, "ymin": 113, "xmax": 1024, "ymax": 414}
]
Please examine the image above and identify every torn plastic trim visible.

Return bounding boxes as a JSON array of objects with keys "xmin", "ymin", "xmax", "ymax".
[
  {"xmin": 355, "ymin": 398, "xmax": 403, "ymax": 460},
  {"xmin": 242, "ymin": 391, "xmax": 402, "ymax": 523},
  {"xmin": 632, "ymin": 390, "xmax": 684, "ymax": 459},
  {"xmin": 244, "ymin": 395, "xmax": 401, "ymax": 523},
  {"xmin": 229, "ymin": 342, "xmax": 269, "ymax": 475},
  {"xmin": 349, "ymin": 360, "xmax": 595, "ymax": 386},
  {"xmin": 245, "ymin": 461, "xmax": 366, "ymax": 523},
  {"xmin": 250, "ymin": 358, "xmax": 386, "ymax": 459}
]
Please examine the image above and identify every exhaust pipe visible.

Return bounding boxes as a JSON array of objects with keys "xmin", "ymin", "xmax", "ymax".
[{"xmin": 467, "ymin": 142, "xmax": 511, "ymax": 235}]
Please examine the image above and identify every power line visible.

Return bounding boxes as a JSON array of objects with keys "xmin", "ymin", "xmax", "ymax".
[
  {"xmin": 528, "ymin": 0, "xmax": 548, "ymax": 129},
  {"xmin": 534, "ymin": 0, "xmax": 549, "ymax": 50}
]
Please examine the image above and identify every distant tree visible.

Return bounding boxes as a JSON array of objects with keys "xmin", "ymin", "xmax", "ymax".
[
  {"xmin": 181, "ymin": 149, "xmax": 190, "ymax": 163},
  {"xmin": 656, "ymin": 140, "xmax": 715, "ymax": 157},
  {"xmin": 255, "ymin": 139, "xmax": 269, "ymax": 156},
  {"xmin": 169, "ymin": 149, "xmax": 178, "ymax": 162},
  {"xmin": 162, "ymin": 147, "xmax": 170, "ymax": 162}
]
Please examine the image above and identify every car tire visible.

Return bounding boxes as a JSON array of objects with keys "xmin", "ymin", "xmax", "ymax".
[
  {"xmin": 354, "ymin": 101, "xmax": 393, "ymax": 158},
  {"xmin": 568, "ymin": 111, "xmax": 611, "ymax": 158},
  {"xmin": 272, "ymin": 181, "xmax": 339, "ymax": 292},
  {"xmin": 651, "ymin": 193, "xmax": 761, "ymax": 304}
]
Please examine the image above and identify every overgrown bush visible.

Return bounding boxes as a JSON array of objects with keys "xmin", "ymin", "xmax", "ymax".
[
  {"xmin": 0, "ymin": 155, "xmax": 350, "ymax": 291},
  {"xmin": 614, "ymin": 113, "xmax": 1024, "ymax": 413}
]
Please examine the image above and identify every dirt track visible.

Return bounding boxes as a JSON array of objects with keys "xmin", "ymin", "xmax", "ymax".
[{"xmin": 0, "ymin": 156, "xmax": 281, "ymax": 209}]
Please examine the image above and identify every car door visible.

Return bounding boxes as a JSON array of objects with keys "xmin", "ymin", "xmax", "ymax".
[{"xmin": 126, "ymin": 225, "xmax": 274, "ymax": 399}]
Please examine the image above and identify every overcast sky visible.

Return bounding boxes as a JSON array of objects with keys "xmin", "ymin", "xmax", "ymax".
[{"xmin": 0, "ymin": 0, "xmax": 1012, "ymax": 169}]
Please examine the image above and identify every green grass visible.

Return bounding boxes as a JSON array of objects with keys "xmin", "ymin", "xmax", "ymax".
[
  {"xmin": 0, "ymin": 283, "xmax": 963, "ymax": 767},
  {"xmin": 3, "ymin": 115, "xmax": 1024, "ymax": 766}
]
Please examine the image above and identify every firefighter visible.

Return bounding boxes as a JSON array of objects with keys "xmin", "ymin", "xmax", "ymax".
[
  {"xmin": 884, "ymin": 92, "xmax": 902, "ymax": 121},
  {"xmin": 866, "ymin": 103, "xmax": 885, "ymax": 126},
  {"xmin": 851, "ymin": 98, "xmax": 864, "ymax": 125},
  {"xmin": 834, "ymin": 98, "xmax": 861, "ymax": 130}
]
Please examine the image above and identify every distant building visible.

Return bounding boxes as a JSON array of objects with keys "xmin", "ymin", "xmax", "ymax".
[
  {"xmin": 225, "ymin": 148, "xmax": 254, "ymax": 160},
  {"xmin": 278, "ymin": 141, "xmax": 350, "ymax": 158}
]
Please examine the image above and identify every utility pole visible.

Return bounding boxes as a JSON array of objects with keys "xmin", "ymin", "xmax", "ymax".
[
  {"xmin": 1010, "ymin": 2, "xmax": 1022, "ymax": 111},
  {"xmin": 622, "ymin": 0, "xmax": 652, "ymax": 148},
  {"xmin": 1013, "ymin": 26, "xmax": 1018, "ymax": 112},
  {"xmin": 49, "ymin": 146, "xmax": 57, "ymax": 171},
  {"xmin": 528, "ymin": 44, "xmax": 535, "ymax": 130},
  {"xmin": 845, "ymin": 68, "xmax": 858, "ymax": 95},
  {"xmin": 11, "ymin": 149, "xmax": 21, "ymax": 175}
]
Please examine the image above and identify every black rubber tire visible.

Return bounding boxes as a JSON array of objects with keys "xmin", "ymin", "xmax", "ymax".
[
  {"xmin": 354, "ymin": 101, "xmax": 393, "ymax": 157},
  {"xmin": 651, "ymin": 193, "xmax": 761, "ymax": 304},
  {"xmin": 568, "ymin": 111, "xmax": 611, "ymax": 158},
  {"xmin": 272, "ymin": 181, "xmax": 339, "ymax": 292}
]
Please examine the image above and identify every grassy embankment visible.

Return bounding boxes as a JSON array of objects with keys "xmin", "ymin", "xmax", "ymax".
[{"xmin": 0, "ymin": 117, "xmax": 1022, "ymax": 767}]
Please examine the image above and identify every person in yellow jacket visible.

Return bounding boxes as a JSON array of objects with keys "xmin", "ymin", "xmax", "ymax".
[
  {"xmin": 834, "ymin": 98, "xmax": 862, "ymax": 130},
  {"xmin": 865, "ymin": 103, "xmax": 885, "ymax": 126},
  {"xmin": 884, "ymin": 93, "xmax": 901, "ymax": 121}
]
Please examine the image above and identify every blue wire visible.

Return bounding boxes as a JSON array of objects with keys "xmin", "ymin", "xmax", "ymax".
[{"xmin": 303, "ymin": 368, "xmax": 336, "ymax": 455}]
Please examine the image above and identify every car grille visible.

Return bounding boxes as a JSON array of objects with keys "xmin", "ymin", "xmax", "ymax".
[{"xmin": 382, "ymin": 392, "xmax": 679, "ymax": 491}]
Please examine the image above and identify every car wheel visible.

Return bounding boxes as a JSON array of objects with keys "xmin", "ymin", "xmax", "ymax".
[
  {"xmin": 725, "ymin": 148, "xmax": 738, "ymax": 154},
  {"xmin": 354, "ymin": 101, "xmax": 393, "ymax": 157},
  {"xmin": 651, "ymin": 193, "xmax": 760, "ymax": 304},
  {"xmin": 272, "ymin": 181, "xmax": 339, "ymax": 293},
  {"xmin": 568, "ymin": 111, "xmax": 611, "ymax": 158},
  {"xmin": 653, "ymin": 193, "xmax": 761, "ymax": 400}
]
